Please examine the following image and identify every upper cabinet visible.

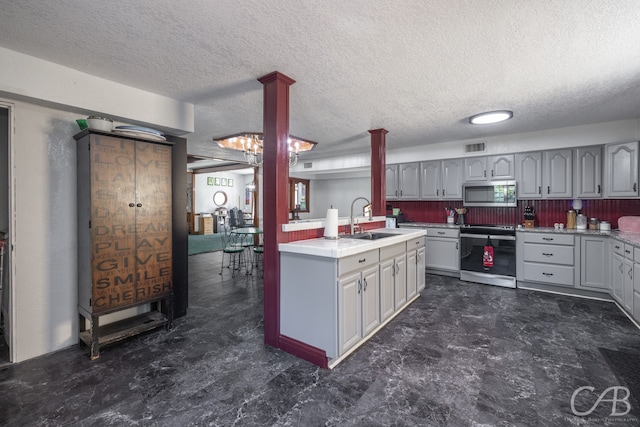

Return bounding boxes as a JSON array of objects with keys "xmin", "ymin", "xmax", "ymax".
[
  {"xmin": 574, "ymin": 146, "xmax": 603, "ymax": 199},
  {"xmin": 464, "ymin": 154, "xmax": 515, "ymax": 182},
  {"xmin": 419, "ymin": 159, "xmax": 463, "ymax": 200},
  {"xmin": 604, "ymin": 141, "xmax": 639, "ymax": 198},
  {"xmin": 515, "ymin": 149, "xmax": 572, "ymax": 199},
  {"xmin": 387, "ymin": 163, "xmax": 420, "ymax": 200}
]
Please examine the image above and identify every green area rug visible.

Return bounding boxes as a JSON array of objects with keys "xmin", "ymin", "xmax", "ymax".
[{"xmin": 188, "ymin": 234, "xmax": 224, "ymax": 256}]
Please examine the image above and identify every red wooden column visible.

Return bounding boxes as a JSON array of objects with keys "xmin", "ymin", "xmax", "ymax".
[
  {"xmin": 258, "ymin": 71, "xmax": 295, "ymax": 347},
  {"xmin": 369, "ymin": 128, "xmax": 388, "ymax": 216}
]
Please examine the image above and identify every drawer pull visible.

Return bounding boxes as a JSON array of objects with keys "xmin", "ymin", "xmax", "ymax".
[
  {"xmin": 542, "ymin": 237, "xmax": 554, "ymax": 241},
  {"xmin": 625, "ymin": 249, "xmax": 631, "ymax": 254},
  {"xmin": 542, "ymin": 253, "xmax": 554, "ymax": 257},
  {"xmin": 359, "ymin": 258, "xmax": 366, "ymax": 263},
  {"xmin": 542, "ymin": 272, "xmax": 554, "ymax": 276},
  {"xmin": 615, "ymin": 245, "xmax": 621, "ymax": 250},
  {"xmin": 437, "ymin": 231, "xmax": 445, "ymax": 235}
]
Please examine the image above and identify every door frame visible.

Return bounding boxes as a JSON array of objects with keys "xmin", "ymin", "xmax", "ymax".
[{"xmin": 0, "ymin": 100, "xmax": 15, "ymax": 362}]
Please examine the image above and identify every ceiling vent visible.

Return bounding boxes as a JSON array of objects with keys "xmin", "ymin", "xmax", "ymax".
[
  {"xmin": 464, "ymin": 142, "xmax": 486, "ymax": 154},
  {"xmin": 303, "ymin": 162, "xmax": 313, "ymax": 169}
]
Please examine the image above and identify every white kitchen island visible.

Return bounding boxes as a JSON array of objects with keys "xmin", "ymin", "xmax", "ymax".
[{"xmin": 279, "ymin": 227, "xmax": 426, "ymax": 368}]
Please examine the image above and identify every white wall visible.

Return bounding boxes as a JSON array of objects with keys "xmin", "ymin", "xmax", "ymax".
[
  {"xmin": 194, "ymin": 171, "xmax": 254, "ymax": 214},
  {"xmin": 310, "ymin": 176, "xmax": 371, "ymax": 220}
]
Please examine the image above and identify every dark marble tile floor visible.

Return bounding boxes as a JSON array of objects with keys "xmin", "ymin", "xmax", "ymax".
[{"xmin": 1, "ymin": 251, "xmax": 640, "ymax": 426}]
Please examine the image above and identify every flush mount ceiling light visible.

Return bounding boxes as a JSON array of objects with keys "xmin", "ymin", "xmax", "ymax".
[
  {"xmin": 213, "ymin": 132, "xmax": 317, "ymax": 167},
  {"xmin": 469, "ymin": 110, "xmax": 513, "ymax": 125}
]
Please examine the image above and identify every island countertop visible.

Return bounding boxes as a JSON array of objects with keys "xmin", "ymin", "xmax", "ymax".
[{"xmin": 278, "ymin": 227, "xmax": 426, "ymax": 258}]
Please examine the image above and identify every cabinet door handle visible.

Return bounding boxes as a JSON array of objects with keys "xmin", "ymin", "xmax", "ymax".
[
  {"xmin": 491, "ymin": 170, "xmax": 494, "ymax": 177},
  {"xmin": 359, "ymin": 258, "xmax": 366, "ymax": 263},
  {"xmin": 625, "ymin": 249, "xmax": 631, "ymax": 254},
  {"xmin": 400, "ymin": 190, "xmax": 403, "ymax": 196},
  {"xmin": 547, "ymin": 186, "xmax": 550, "ymax": 194},
  {"xmin": 542, "ymin": 252, "xmax": 553, "ymax": 257},
  {"xmin": 129, "ymin": 203, "xmax": 135, "ymax": 207},
  {"xmin": 628, "ymin": 267, "xmax": 633, "ymax": 279},
  {"xmin": 136, "ymin": 203, "xmax": 142, "ymax": 207},
  {"xmin": 538, "ymin": 186, "xmax": 541, "ymax": 194},
  {"xmin": 357, "ymin": 279, "xmax": 362, "ymax": 294},
  {"xmin": 635, "ymin": 183, "xmax": 638, "ymax": 192},
  {"xmin": 542, "ymin": 272, "xmax": 554, "ymax": 276},
  {"xmin": 484, "ymin": 170, "xmax": 486, "ymax": 178},
  {"xmin": 456, "ymin": 242, "xmax": 459, "ymax": 250},
  {"xmin": 597, "ymin": 184, "xmax": 601, "ymax": 194},
  {"xmin": 542, "ymin": 237, "xmax": 554, "ymax": 241},
  {"xmin": 395, "ymin": 264, "xmax": 400, "ymax": 275},
  {"xmin": 443, "ymin": 189, "xmax": 446, "ymax": 196},
  {"xmin": 395, "ymin": 190, "xmax": 398, "ymax": 197},
  {"xmin": 363, "ymin": 278, "xmax": 368, "ymax": 291},
  {"xmin": 615, "ymin": 245, "xmax": 621, "ymax": 250},
  {"xmin": 436, "ymin": 189, "xmax": 439, "ymax": 196}
]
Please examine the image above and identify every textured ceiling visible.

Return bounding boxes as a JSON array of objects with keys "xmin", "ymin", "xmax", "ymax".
[{"xmin": 2, "ymin": 0, "xmax": 640, "ymax": 163}]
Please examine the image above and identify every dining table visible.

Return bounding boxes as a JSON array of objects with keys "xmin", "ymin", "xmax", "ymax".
[{"xmin": 231, "ymin": 227, "xmax": 263, "ymax": 274}]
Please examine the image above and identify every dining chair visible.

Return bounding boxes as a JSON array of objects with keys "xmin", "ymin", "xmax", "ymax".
[
  {"xmin": 253, "ymin": 244, "xmax": 264, "ymax": 277},
  {"xmin": 220, "ymin": 225, "xmax": 244, "ymax": 277}
]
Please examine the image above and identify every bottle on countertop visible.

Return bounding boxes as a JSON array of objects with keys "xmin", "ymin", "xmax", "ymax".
[
  {"xmin": 576, "ymin": 214, "xmax": 587, "ymax": 230},
  {"xmin": 566, "ymin": 209, "xmax": 576, "ymax": 229}
]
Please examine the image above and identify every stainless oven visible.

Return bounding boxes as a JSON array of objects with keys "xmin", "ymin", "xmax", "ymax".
[{"xmin": 459, "ymin": 224, "xmax": 516, "ymax": 288}]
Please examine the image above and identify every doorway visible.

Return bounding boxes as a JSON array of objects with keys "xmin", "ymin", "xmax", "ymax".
[{"xmin": 0, "ymin": 103, "xmax": 12, "ymax": 365}]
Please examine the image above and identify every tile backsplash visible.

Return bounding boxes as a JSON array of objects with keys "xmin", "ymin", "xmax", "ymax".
[{"xmin": 394, "ymin": 199, "xmax": 640, "ymax": 228}]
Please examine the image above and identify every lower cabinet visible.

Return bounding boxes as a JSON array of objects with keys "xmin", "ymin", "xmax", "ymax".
[
  {"xmin": 518, "ymin": 232, "xmax": 577, "ymax": 287},
  {"xmin": 406, "ymin": 236, "xmax": 426, "ymax": 298},
  {"xmin": 425, "ymin": 228, "xmax": 460, "ymax": 273},
  {"xmin": 380, "ymin": 242, "xmax": 407, "ymax": 313},
  {"xmin": 579, "ymin": 235, "xmax": 610, "ymax": 291},
  {"xmin": 338, "ymin": 265, "xmax": 380, "ymax": 354}
]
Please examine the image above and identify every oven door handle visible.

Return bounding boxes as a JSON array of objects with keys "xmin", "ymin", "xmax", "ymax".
[{"xmin": 460, "ymin": 233, "xmax": 516, "ymax": 241}]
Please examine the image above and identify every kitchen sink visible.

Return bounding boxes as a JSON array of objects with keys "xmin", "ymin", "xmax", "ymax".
[{"xmin": 343, "ymin": 232, "xmax": 398, "ymax": 240}]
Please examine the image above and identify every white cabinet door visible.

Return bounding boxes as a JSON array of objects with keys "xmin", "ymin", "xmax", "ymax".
[
  {"xmin": 394, "ymin": 254, "xmax": 407, "ymax": 309},
  {"xmin": 426, "ymin": 237, "xmax": 460, "ymax": 271},
  {"xmin": 419, "ymin": 160, "xmax": 441, "ymax": 199},
  {"xmin": 624, "ymin": 256, "xmax": 634, "ymax": 313},
  {"xmin": 406, "ymin": 249, "xmax": 418, "ymax": 299},
  {"xmin": 416, "ymin": 246, "xmax": 426, "ymax": 292},
  {"xmin": 516, "ymin": 152, "xmax": 543, "ymax": 199},
  {"xmin": 464, "ymin": 157, "xmax": 487, "ymax": 182},
  {"xmin": 442, "ymin": 159, "xmax": 463, "ymax": 199},
  {"xmin": 575, "ymin": 146, "xmax": 602, "ymax": 198},
  {"xmin": 361, "ymin": 266, "xmax": 381, "ymax": 336},
  {"xmin": 604, "ymin": 141, "xmax": 639, "ymax": 198},
  {"xmin": 634, "ymin": 263, "xmax": 640, "ymax": 322},
  {"xmin": 386, "ymin": 164, "xmax": 399, "ymax": 200},
  {"xmin": 379, "ymin": 258, "xmax": 395, "ymax": 321},
  {"xmin": 399, "ymin": 163, "xmax": 420, "ymax": 200},
  {"xmin": 489, "ymin": 154, "xmax": 515, "ymax": 180},
  {"xmin": 612, "ymin": 251, "xmax": 625, "ymax": 305},
  {"xmin": 579, "ymin": 236, "xmax": 610, "ymax": 291},
  {"xmin": 338, "ymin": 272, "xmax": 362, "ymax": 354},
  {"xmin": 543, "ymin": 149, "xmax": 573, "ymax": 198}
]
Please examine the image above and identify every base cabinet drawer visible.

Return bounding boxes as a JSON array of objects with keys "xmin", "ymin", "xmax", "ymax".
[
  {"xmin": 523, "ymin": 262, "xmax": 575, "ymax": 287},
  {"xmin": 523, "ymin": 243, "xmax": 574, "ymax": 265}
]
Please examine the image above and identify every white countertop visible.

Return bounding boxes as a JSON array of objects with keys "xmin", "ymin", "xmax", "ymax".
[
  {"xmin": 279, "ymin": 227, "xmax": 426, "ymax": 258},
  {"xmin": 282, "ymin": 215, "xmax": 386, "ymax": 232}
]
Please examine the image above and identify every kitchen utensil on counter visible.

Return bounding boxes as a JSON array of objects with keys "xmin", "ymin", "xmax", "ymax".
[
  {"xmin": 445, "ymin": 207, "xmax": 456, "ymax": 224},
  {"xmin": 576, "ymin": 213, "xmax": 587, "ymax": 230},
  {"xmin": 566, "ymin": 209, "xmax": 576, "ymax": 229},
  {"xmin": 455, "ymin": 207, "xmax": 468, "ymax": 225},
  {"xmin": 523, "ymin": 205, "xmax": 535, "ymax": 228}
]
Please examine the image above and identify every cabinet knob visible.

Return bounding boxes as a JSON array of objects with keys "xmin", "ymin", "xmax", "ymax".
[
  {"xmin": 136, "ymin": 203, "xmax": 142, "ymax": 208},
  {"xmin": 129, "ymin": 203, "xmax": 135, "ymax": 207}
]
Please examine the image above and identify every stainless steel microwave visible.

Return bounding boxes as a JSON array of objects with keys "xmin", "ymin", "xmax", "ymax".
[{"xmin": 462, "ymin": 180, "xmax": 517, "ymax": 207}]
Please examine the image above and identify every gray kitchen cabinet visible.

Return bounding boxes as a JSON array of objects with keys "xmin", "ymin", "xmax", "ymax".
[
  {"xmin": 419, "ymin": 159, "xmax": 463, "ymax": 200},
  {"xmin": 634, "ymin": 247, "xmax": 640, "ymax": 322},
  {"xmin": 518, "ymin": 232, "xmax": 577, "ymax": 287},
  {"xmin": 574, "ymin": 146, "xmax": 603, "ymax": 198},
  {"xmin": 386, "ymin": 163, "xmax": 420, "ymax": 200},
  {"xmin": 339, "ymin": 265, "xmax": 381, "ymax": 354},
  {"xmin": 406, "ymin": 236, "xmax": 426, "ymax": 298},
  {"xmin": 394, "ymin": 254, "xmax": 407, "ymax": 309},
  {"xmin": 379, "ymin": 258, "xmax": 396, "ymax": 321},
  {"xmin": 515, "ymin": 150, "xmax": 572, "ymax": 199},
  {"xmin": 579, "ymin": 235, "xmax": 610, "ymax": 292},
  {"xmin": 543, "ymin": 149, "xmax": 573, "ymax": 198},
  {"xmin": 611, "ymin": 250, "xmax": 624, "ymax": 304},
  {"xmin": 386, "ymin": 164, "xmax": 400, "ymax": 200},
  {"xmin": 464, "ymin": 154, "xmax": 515, "ymax": 182},
  {"xmin": 515, "ymin": 152, "xmax": 543, "ymax": 199},
  {"xmin": 604, "ymin": 141, "xmax": 639, "ymax": 198},
  {"xmin": 609, "ymin": 240, "xmax": 633, "ymax": 311},
  {"xmin": 425, "ymin": 228, "xmax": 460, "ymax": 273},
  {"xmin": 380, "ymin": 242, "xmax": 406, "ymax": 320}
]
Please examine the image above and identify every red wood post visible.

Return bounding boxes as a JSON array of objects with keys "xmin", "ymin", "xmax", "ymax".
[
  {"xmin": 369, "ymin": 128, "xmax": 388, "ymax": 216},
  {"xmin": 258, "ymin": 71, "xmax": 295, "ymax": 347}
]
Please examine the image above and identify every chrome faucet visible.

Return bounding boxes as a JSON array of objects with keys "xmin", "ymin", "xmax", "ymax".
[{"xmin": 350, "ymin": 197, "xmax": 372, "ymax": 235}]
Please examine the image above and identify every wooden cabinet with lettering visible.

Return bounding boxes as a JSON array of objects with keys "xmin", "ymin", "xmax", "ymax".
[{"xmin": 76, "ymin": 130, "xmax": 173, "ymax": 359}]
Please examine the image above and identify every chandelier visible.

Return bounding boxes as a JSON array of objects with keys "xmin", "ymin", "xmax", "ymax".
[{"xmin": 213, "ymin": 132, "xmax": 317, "ymax": 167}]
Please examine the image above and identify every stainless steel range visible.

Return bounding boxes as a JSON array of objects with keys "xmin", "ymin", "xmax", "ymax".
[{"xmin": 459, "ymin": 224, "xmax": 517, "ymax": 288}]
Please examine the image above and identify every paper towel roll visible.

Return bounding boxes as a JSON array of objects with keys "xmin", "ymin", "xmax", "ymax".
[{"xmin": 324, "ymin": 208, "xmax": 339, "ymax": 239}]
